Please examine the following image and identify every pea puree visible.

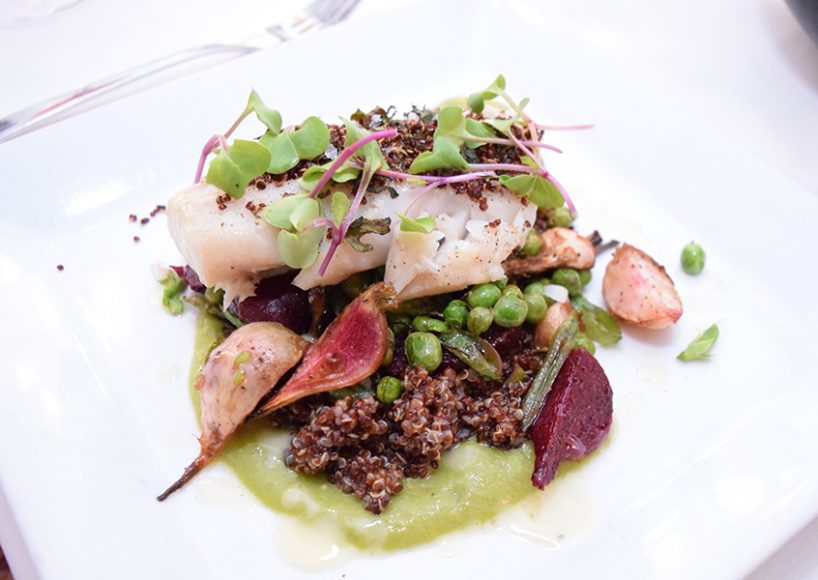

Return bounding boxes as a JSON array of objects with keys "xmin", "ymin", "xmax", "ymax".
[{"xmin": 191, "ymin": 313, "xmax": 536, "ymax": 550}]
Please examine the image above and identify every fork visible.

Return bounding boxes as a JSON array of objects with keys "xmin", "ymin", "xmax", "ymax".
[{"xmin": 0, "ymin": 0, "xmax": 360, "ymax": 144}]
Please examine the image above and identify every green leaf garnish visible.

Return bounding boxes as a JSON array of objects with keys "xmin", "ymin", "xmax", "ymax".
[
  {"xmin": 330, "ymin": 191, "xmax": 351, "ymax": 227},
  {"xmin": 260, "ymin": 116, "xmax": 330, "ymax": 174},
  {"xmin": 244, "ymin": 90, "xmax": 282, "ymax": 134},
  {"xmin": 677, "ymin": 324, "xmax": 719, "ymax": 362},
  {"xmin": 277, "ymin": 226, "xmax": 326, "ymax": 269},
  {"xmin": 464, "ymin": 118, "xmax": 494, "ymax": 148},
  {"xmin": 299, "ymin": 163, "xmax": 360, "ymax": 190},
  {"xmin": 467, "ymin": 74, "xmax": 506, "ymax": 114},
  {"xmin": 499, "ymin": 174, "xmax": 563, "ymax": 209},
  {"xmin": 289, "ymin": 197, "xmax": 320, "ymax": 231},
  {"xmin": 409, "ymin": 138, "xmax": 468, "ymax": 173},
  {"xmin": 398, "ymin": 214, "xmax": 437, "ymax": 233},
  {"xmin": 260, "ymin": 194, "xmax": 309, "ymax": 230},
  {"xmin": 345, "ymin": 216, "xmax": 391, "ymax": 252},
  {"xmin": 343, "ymin": 118, "xmax": 387, "ymax": 171},
  {"xmin": 571, "ymin": 295, "xmax": 622, "ymax": 347},
  {"xmin": 159, "ymin": 269, "xmax": 187, "ymax": 316},
  {"xmin": 205, "ymin": 139, "xmax": 271, "ymax": 199}
]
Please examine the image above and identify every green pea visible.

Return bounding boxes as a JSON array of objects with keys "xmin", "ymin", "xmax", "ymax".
[
  {"xmin": 493, "ymin": 294, "xmax": 529, "ymax": 327},
  {"xmin": 467, "ymin": 306, "xmax": 493, "ymax": 335},
  {"xmin": 524, "ymin": 292, "xmax": 547, "ymax": 323},
  {"xmin": 522, "ymin": 230, "xmax": 543, "ymax": 256},
  {"xmin": 574, "ymin": 332, "xmax": 596, "ymax": 355},
  {"xmin": 443, "ymin": 300, "xmax": 469, "ymax": 328},
  {"xmin": 405, "ymin": 332, "xmax": 443, "ymax": 372},
  {"xmin": 524, "ymin": 281, "xmax": 545, "ymax": 296},
  {"xmin": 548, "ymin": 206, "xmax": 575, "ymax": 228},
  {"xmin": 551, "ymin": 268, "xmax": 583, "ymax": 296},
  {"xmin": 579, "ymin": 269, "xmax": 592, "ymax": 287},
  {"xmin": 502, "ymin": 284, "xmax": 523, "ymax": 298},
  {"xmin": 376, "ymin": 376, "xmax": 404, "ymax": 404},
  {"xmin": 413, "ymin": 316, "xmax": 448, "ymax": 333},
  {"xmin": 492, "ymin": 278, "xmax": 508, "ymax": 289},
  {"xmin": 681, "ymin": 242, "xmax": 705, "ymax": 275},
  {"xmin": 467, "ymin": 284, "xmax": 502, "ymax": 308}
]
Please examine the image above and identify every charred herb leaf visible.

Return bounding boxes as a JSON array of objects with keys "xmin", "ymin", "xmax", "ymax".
[{"xmin": 345, "ymin": 216, "xmax": 391, "ymax": 252}]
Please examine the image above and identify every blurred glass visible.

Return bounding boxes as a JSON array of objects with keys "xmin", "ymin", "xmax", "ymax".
[{"xmin": 0, "ymin": 0, "xmax": 85, "ymax": 26}]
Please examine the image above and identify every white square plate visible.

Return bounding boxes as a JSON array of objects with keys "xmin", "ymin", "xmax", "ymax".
[{"xmin": 2, "ymin": 1, "xmax": 818, "ymax": 578}]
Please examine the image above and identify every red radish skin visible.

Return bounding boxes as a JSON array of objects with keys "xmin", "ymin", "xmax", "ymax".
[{"xmin": 529, "ymin": 348, "xmax": 613, "ymax": 489}]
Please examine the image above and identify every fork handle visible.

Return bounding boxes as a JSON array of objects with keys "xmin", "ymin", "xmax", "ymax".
[{"xmin": 0, "ymin": 43, "xmax": 257, "ymax": 144}]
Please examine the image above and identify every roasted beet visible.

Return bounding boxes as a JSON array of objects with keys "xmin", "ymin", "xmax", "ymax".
[
  {"xmin": 234, "ymin": 273, "xmax": 311, "ymax": 334},
  {"xmin": 170, "ymin": 265, "xmax": 205, "ymax": 293},
  {"xmin": 529, "ymin": 349, "xmax": 612, "ymax": 489},
  {"xmin": 483, "ymin": 325, "xmax": 530, "ymax": 360}
]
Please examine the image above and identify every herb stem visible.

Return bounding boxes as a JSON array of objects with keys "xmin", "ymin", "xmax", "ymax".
[
  {"xmin": 224, "ymin": 111, "xmax": 251, "ymax": 140},
  {"xmin": 318, "ymin": 162, "xmax": 377, "ymax": 276},
  {"xmin": 536, "ymin": 123, "xmax": 595, "ymax": 131},
  {"xmin": 403, "ymin": 171, "xmax": 496, "ymax": 217},
  {"xmin": 308, "ymin": 128, "xmax": 398, "ymax": 198},
  {"xmin": 194, "ymin": 134, "xmax": 228, "ymax": 183},
  {"xmin": 471, "ymin": 135, "xmax": 562, "ymax": 153}
]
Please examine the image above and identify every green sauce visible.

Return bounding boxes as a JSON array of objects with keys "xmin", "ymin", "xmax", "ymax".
[{"xmin": 191, "ymin": 313, "xmax": 536, "ymax": 550}]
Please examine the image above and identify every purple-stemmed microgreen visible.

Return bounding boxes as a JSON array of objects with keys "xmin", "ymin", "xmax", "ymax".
[
  {"xmin": 260, "ymin": 194, "xmax": 326, "ymax": 269},
  {"xmin": 468, "ymin": 75, "xmax": 533, "ymax": 125},
  {"xmin": 397, "ymin": 214, "xmax": 437, "ymax": 233},
  {"xmin": 259, "ymin": 115, "xmax": 330, "ymax": 174},
  {"xmin": 306, "ymin": 126, "xmax": 397, "ymax": 198},
  {"xmin": 402, "ymin": 171, "xmax": 496, "ymax": 217},
  {"xmin": 314, "ymin": 120, "xmax": 393, "ymax": 275},
  {"xmin": 194, "ymin": 134, "xmax": 227, "ymax": 182},
  {"xmin": 205, "ymin": 138, "xmax": 271, "ymax": 199},
  {"xmin": 224, "ymin": 89, "xmax": 283, "ymax": 139}
]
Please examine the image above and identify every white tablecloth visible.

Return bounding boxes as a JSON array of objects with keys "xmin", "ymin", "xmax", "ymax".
[{"xmin": 0, "ymin": 0, "xmax": 816, "ymax": 577}]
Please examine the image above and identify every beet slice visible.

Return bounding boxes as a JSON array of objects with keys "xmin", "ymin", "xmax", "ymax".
[
  {"xmin": 257, "ymin": 282, "xmax": 396, "ymax": 414},
  {"xmin": 233, "ymin": 273, "xmax": 311, "ymax": 334},
  {"xmin": 529, "ymin": 348, "xmax": 613, "ymax": 489}
]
